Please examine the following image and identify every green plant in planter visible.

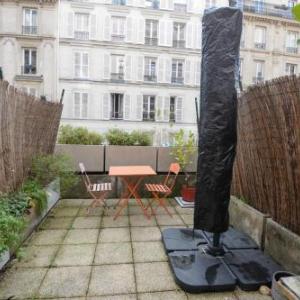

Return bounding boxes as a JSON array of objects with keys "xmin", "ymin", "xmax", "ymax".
[
  {"xmin": 131, "ymin": 130, "xmax": 153, "ymax": 146},
  {"xmin": 106, "ymin": 129, "xmax": 134, "ymax": 146}
]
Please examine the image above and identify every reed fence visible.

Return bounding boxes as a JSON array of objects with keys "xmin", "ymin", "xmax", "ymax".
[
  {"xmin": 0, "ymin": 80, "xmax": 63, "ymax": 193},
  {"xmin": 232, "ymin": 75, "xmax": 300, "ymax": 235}
]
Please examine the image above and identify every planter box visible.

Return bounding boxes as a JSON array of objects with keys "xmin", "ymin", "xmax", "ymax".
[
  {"xmin": 157, "ymin": 147, "xmax": 197, "ymax": 172},
  {"xmin": 229, "ymin": 196, "xmax": 269, "ymax": 247},
  {"xmin": 55, "ymin": 144, "xmax": 104, "ymax": 172},
  {"xmin": 264, "ymin": 219, "xmax": 300, "ymax": 274},
  {"xmin": 105, "ymin": 146, "xmax": 157, "ymax": 172},
  {"xmin": 0, "ymin": 251, "xmax": 10, "ymax": 270}
]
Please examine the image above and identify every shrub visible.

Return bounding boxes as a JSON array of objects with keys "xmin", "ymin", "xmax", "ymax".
[
  {"xmin": 30, "ymin": 154, "xmax": 78, "ymax": 193},
  {"xmin": 58, "ymin": 125, "xmax": 103, "ymax": 145},
  {"xmin": 0, "ymin": 192, "xmax": 30, "ymax": 218},
  {"xmin": 131, "ymin": 130, "xmax": 152, "ymax": 146},
  {"xmin": 106, "ymin": 129, "xmax": 134, "ymax": 146}
]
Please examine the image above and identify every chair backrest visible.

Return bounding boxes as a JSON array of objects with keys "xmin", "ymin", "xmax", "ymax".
[
  {"xmin": 164, "ymin": 163, "xmax": 180, "ymax": 190},
  {"xmin": 79, "ymin": 162, "xmax": 91, "ymax": 187}
]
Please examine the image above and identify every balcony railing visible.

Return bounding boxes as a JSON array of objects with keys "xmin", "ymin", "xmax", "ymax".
[
  {"xmin": 145, "ymin": 37, "xmax": 158, "ymax": 46},
  {"xmin": 111, "ymin": 73, "xmax": 124, "ymax": 81},
  {"xmin": 174, "ymin": 3, "xmax": 187, "ymax": 12},
  {"xmin": 173, "ymin": 40, "xmax": 185, "ymax": 48},
  {"xmin": 74, "ymin": 31, "xmax": 89, "ymax": 40},
  {"xmin": 144, "ymin": 75, "xmax": 157, "ymax": 82},
  {"xmin": 286, "ymin": 47, "xmax": 298, "ymax": 54},
  {"xmin": 22, "ymin": 26, "xmax": 37, "ymax": 35},
  {"xmin": 254, "ymin": 42, "xmax": 266, "ymax": 50},
  {"xmin": 112, "ymin": 35, "xmax": 125, "ymax": 42},
  {"xmin": 21, "ymin": 65, "xmax": 37, "ymax": 75},
  {"xmin": 171, "ymin": 77, "xmax": 184, "ymax": 84},
  {"xmin": 111, "ymin": 112, "xmax": 123, "ymax": 120},
  {"xmin": 253, "ymin": 76, "xmax": 264, "ymax": 84}
]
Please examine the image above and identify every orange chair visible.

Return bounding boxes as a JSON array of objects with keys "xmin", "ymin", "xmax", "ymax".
[
  {"xmin": 79, "ymin": 162, "xmax": 112, "ymax": 214},
  {"xmin": 145, "ymin": 163, "xmax": 180, "ymax": 217}
]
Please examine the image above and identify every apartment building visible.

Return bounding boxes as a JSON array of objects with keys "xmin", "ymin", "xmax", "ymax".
[{"xmin": 0, "ymin": 0, "xmax": 59, "ymax": 100}]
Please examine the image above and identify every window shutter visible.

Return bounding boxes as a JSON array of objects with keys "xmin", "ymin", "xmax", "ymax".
[
  {"xmin": 195, "ymin": 61, "xmax": 200, "ymax": 86},
  {"xmin": 165, "ymin": 21, "xmax": 172, "ymax": 46},
  {"xmin": 160, "ymin": 0, "xmax": 167, "ymax": 9},
  {"xmin": 186, "ymin": 23, "xmax": 193, "ymax": 48},
  {"xmin": 165, "ymin": 58, "xmax": 171, "ymax": 83},
  {"xmin": 187, "ymin": 0, "xmax": 193, "ymax": 12},
  {"xmin": 175, "ymin": 96, "xmax": 183, "ymax": 123},
  {"xmin": 102, "ymin": 93, "xmax": 110, "ymax": 120},
  {"xmin": 104, "ymin": 15, "xmax": 111, "ymax": 41},
  {"xmin": 137, "ymin": 0, "xmax": 145, "ymax": 7},
  {"xmin": 126, "ymin": 17, "xmax": 133, "ymax": 43},
  {"xmin": 125, "ymin": 55, "xmax": 132, "ymax": 80},
  {"xmin": 82, "ymin": 93, "xmax": 88, "ymax": 119},
  {"xmin": 138, "ymin": 18, "xmax": 145, "ymax": 44},
  {"xmin": 68, "ymin": 12, "xmax": 74, "ymax": 38},
  {"xmin": 127, "ymin": 0, "xmax": 133, "ymax": 5},
  {"xmin": 195, "ymin": 22, "xmax": 202, "ymax": 49},
  {"xmin": 103, "ymin": 53, "xmax": 110, "ymax": 79},
  {"xmin": 159, "ymin": 20, "xmax": 165, "ymax": 46},
  {"xmin": 164, "ymin": 96, "xmax": 170, "ymax": 122},
  {"xmin": 167, "ymin": 0, "xmax": 174, "ymax": 10},
  {"xmin": 156, "ymin": 96, "xmax": 163, "ymax": 121},
  {"xmin": 136, "ymin": 95, "xmax": 143, "ymax": 120},
  {"xmin": 185, "ymin": 59, "xmax": 191, "ymax": 85},
  {"xmin": 83, "ymin": 53, "xmax": 89, "ymax": 78},
  {"xmin": 90, "ymin": 14, "xmax": 97, "ymax": 40},
  {"xmin": 158, "ymin": 58, "xmax": 164, "ymax": 82},
  {"xmin": 124, "ymin": 94, "xmax": 131, "ymax": 120},
  {"xmin": 74, "ymin": 92, "xmax": 80, "ymax": 118},
  {"xmin": 137, "ymin": 55, "xmax": 144, "ymax": 81}
]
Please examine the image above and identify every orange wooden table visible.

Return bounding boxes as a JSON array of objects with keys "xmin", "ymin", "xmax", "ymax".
[{"xmin": 109, "ymin": 165, "xmax": 156, "ymax": 220}]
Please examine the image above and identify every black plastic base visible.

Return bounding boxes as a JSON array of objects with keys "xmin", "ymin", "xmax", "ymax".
[{"xmin": 162, "ymin": 228, "xmax": 283, "ymax": 293}]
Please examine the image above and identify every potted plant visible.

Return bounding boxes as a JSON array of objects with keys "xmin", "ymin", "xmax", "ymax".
[{"xmin": 171, "ymin": 129, "xmax": 197, "ymax": 202}]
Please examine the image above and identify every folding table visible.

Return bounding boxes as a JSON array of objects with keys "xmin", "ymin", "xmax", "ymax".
[{"xmin": 109, "ymin": 165, "xmax": 156, "ymax": 220}]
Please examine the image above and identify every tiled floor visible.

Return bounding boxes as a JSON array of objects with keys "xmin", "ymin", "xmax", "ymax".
[{"xmin": 0, "ymin": 198, "xmax": 271, "ymax": 300}]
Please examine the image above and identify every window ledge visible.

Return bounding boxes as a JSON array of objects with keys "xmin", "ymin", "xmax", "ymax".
[{"xmin": 15, "ymin": 74, "xmax": 43, "ymax": 82}]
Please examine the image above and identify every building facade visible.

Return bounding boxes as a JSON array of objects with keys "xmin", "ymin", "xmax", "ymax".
[{"xmin": 0, "ymin": 0, "xmax": 59, "ymax": 100}]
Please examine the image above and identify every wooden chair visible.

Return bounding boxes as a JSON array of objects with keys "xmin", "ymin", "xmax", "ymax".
[
  {"xmin": 145, "ymin": 163, "xmax": 180, "ymax": 217},
  {"xmin": 79, "ymin": 162, "xmax": 112, "ymax": 214}
]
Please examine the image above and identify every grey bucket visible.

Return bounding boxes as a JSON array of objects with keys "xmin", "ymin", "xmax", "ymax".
[{"xmin": 272, "ymin": 271, "xmax": 296, "ymax": 300}]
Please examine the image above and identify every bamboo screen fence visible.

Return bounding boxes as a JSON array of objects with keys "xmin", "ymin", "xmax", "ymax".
[
  {"xmin": 232, "ymin": 75, "xmax": 300, "ymax": 235},
  {"xmin": 0, "ymin": 80, "xmax": 63, "ymax": 193}
]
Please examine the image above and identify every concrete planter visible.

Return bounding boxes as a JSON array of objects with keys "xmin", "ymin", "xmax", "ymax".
[
  {"xmin": 264, "ymin": 219, "xmax": 300, "ymax": 274},
  {"xmin": 55, "ymin": 144, "xmax": 104, "ymax": 172},
  {"xmin": 229, "ymin": 196, "xmax": 269, "ymax": 247},
  {"xmin": 157, "ymin": 147, "xmax": 197, "ymax": 172},
  {"xmin": 105, "ymin": 146, "xmax": 157, "ymax": 172}
]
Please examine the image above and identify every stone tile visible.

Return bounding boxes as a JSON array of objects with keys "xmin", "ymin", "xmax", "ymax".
[
  {"xmin": 88, "ymin": 295, "xmax": 137, "ymax": 300},
  {"xmin": 234, "ymin": 289, "xmax": 272, "ymax": 300},
  {"xmin": 41, "ymin": 217, "xmax": 74, "ymax": 230},
  {"xmin": 187, "ymin": 292, "xmax": 237, "ymax": 299},
  {"xmin": 175, "ymin": 206, "xmax": 194, "ymax": 215},
  {"xmin": 99, "ymin": 228, "xmax": 131, "ymax": 243},
  {"xmin": 135, "ymin": 262, "xmax": 177, "ymax": 293},
  {"xmin": 130, "ymin": 215, "xmax": 157, "ymax": 227},
  {"xmin": 104, "ymin": 207, "xmax": 128, "ymax": 216},
  {"xmin": 155, "ymin": 214, "xmax": 184, "ymax": 226},
  {"xmin": 58, "ymin": 199, "xmax": 84, "ymax": 207},
  {"xmin": 72, "ymin": 216, "xmax": 101, "ymax": 229},
  {"xmin": 102, "ymin": 215, "xmax": 129, "ymax": 228},
  {"xmin": 64, "ymin": 229, "xmax": 99, "ymax": 244},
  {"xmin": 53, "ymin": 207, "xmax": 80, "ymax": 217},
  {"xmin": 133, "ymin": 242, "xmax": 167, "ymax": 263},
  {"xmin": 53, "ymin": 244, "xmax": 96, "ymax": 266},
  {"xmin": 159, "ymin": 225, "xmax": 188, "ymax": 232},
  {"xmin": 94, "ymin": 242, "xmax": 132, "ymax": 264},
  {"xmin": 139, "ymin": 291, "xmax": 187, "ymax": 300},
  {"xmin": 150, "ymin": 205, "xmax": 176, "ymax": 215},
  {"xmin": 80, "ymin": 199, "xmax": 94, "ymax": 207},
  {"xmin": 18, "ymin": 245, "xmax": 59, "ymax": 267},
  {"xmin": 88, "ymin": 264, "xmax": 135, "ymax": 296},
  {"xmin": 104, "ymin": 198, "xmax": 120, "ymax": 207},
  {"xmin": 0, "ymin": 267, "xmax": 47, "ymax": 299},
  {"xmin": 180, "ymin": 214, "xmax": 194, "ymax": 226},
  {"xmin": 129, "ymin": 205, "xmax": 147, "ymax": 215},
  {"xmin": 39, "ymin": 266, "xmax": 91, "ymax": 298},
  {"xmin": 131, "ymin": 227, "xmax": 161, "ymax": 242},
  {"xmin": 30, "ymin": 229, "xmax": 67, "ymax": 245},
  {"xmin": 78, "ymin": 206, "xmax": 104, "ymax": 217},
  {"xmin": 128, "ymin": 199, "xmax": 149, "ymax": 206}
]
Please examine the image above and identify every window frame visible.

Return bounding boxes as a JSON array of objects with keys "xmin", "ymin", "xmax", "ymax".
[
  {"xmin": 74, "ymin": 13, "xmax": 90, "ymax": 40},
  {"xmin": 74, "ymin": 52, "xmax": 89, "ymax": 79},
  {"xmin": 73, "ymin": 92, "xmax": 88, "ymax": 119},
  {"xmin": 23, "ymin": 48, "xmax": 37, "ymax": 74},
  {"xmin": 110, "ymin": 93, "xmax": 124, "ymax": 120},
  {"xmin": 143, "ymin": 95, "xmax": 156, "ymax": 121}
]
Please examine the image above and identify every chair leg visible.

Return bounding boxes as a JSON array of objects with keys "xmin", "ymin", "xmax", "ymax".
[{"xmin": 152, "ymin": 192, "xmax": 173, "ymax": 217}]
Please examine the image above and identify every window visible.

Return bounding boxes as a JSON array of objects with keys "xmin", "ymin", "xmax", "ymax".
[
  {"xmin": 253, "ymin": 60, "xmax": 264, "ymax": 83},
  {"xmin": 255, "ymin": 0, "xmax": 264, "ymax": 13},
  {"xmin": 143, "ymin": 95, "xmax": 155, "ymax": 121},
  {"xmin": 174, "ymin": 0, "xmax": 187, "ymax": 12},
  {"xmin": 145, "ymin": 0, "xmax": 159, "ymax": 9},
  {"xmin": 23, "ymin": 8, "xmax": 37, "ymax": 34},
  {"xmin": 74, "ymin": 92, "xmax": 88, "ymax": 119},
  {"xmin": 145, "ymin": 20, "xmax": 158, "ymax": 45},
  {"xmin": 111, "ymin": 93, "xmax": 124, "ymax": 119},
  {"xmin": 286, "ymin": 31, "xmax": 298, "ymax": 54},
  {"xmin": 74, "ymin": 13, "xmax": 89, "ymax": 40},
  {"xmin": 112, "ymin": 0, "xmax": 126, "ymax": 5},
  {"xmin": 173, "ymin": 23, "xmax": 185, "ymax": 48},
  {"xmin": 74, "ymin": 52, "xmax": 89, "ymax": 78},
  {"xmin": 169, "ymin": 97, "xmax": 176, "ymax": 122},
  {"xmin": 171, "ymin": 59, "xmax": 184, "ymax": 84},
  {"xmin": 286, "ymin": 63, "xmax": 297, "ymax": 75},
  {"xmin": 144, "ymin": 57, "xmax": 157, "ymax": 82},
  {"xmin": 111, "ymin": 16, "xmax": 125, "ymax": 42},
  {"xmin": 23, "ymin": 48, "xmax": 37, "ymax": 74},
  {"xmin": 205, "ymin": 0, "xmax": 216, "ymax": 8},
  {"xmin": 111, "ymin": 55, "xmax": 124, "ymax": 81},
  {"xmin": 254, "ymin": 26, "xmax": 266, "ymax": 49}
]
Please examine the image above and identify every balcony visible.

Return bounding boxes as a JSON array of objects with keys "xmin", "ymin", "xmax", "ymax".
[
  {"xmin": 21, "ymin": 65, "xmax": 37, "ymax": 75},
  {"xmin": 111, "ymin": 73, "xmax": 124, "ymax": 82},
  {"xmin": 144, "ymin": 75, "xmax": 157, "ymax": 82},
  {"xmin": 253, "ymin": 76, "xmax": 264, "ymax": 84},
  {"xmin": 145, "ymin": 37, "xmax": 158, "ymax": 46},
  {"xmin": 171, "ymin": 77, "xmax": 184, "ymax": 84},
  {"xmin": 286, "ymin": 47, "xmax": 298, "ymax": 54},
  {"xmin": 174, "ymin": 3, "xmax": 187, "ymax": 12},
  {"xmin": 173, "ymin": 40, "xmax": 185, "ymax": 49},
  {"xmin": 22, "ymin": 26, "xmax": 37, "ymax": 35},
  {"xmin": 110, "ymin": 112, "xmax": 123, "ymax": 120},
  {"xmin": 111, "ymin": 35, "xmax": 125, "ymax": 42},
  {"xmin": 254, "ymin": 43, "xmax": 266, "ymax": 50},
  {"xmin": 74, "ymin": 31, "xmax": 89, "ymax": 40}
]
